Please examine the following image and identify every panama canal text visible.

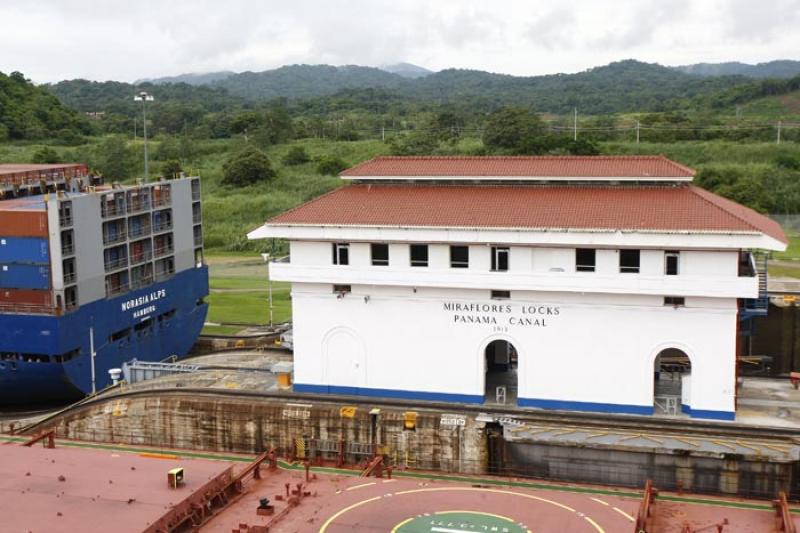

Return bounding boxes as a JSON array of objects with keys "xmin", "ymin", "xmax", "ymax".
[{"xmin": 443, "ymin": 301, "xmax": 560, "ymax": 327}]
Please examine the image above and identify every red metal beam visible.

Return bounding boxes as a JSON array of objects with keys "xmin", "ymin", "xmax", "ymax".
[
  {"xmin": 774, "ymin": 492, "xmax": 797, "ymax": 533},
  {"xmin": 634, "ymin": 479, "xmax": 658, "ymax": 533},
  {"xmin": 21, "ymin": 429, "xmax": 55, "ymax": 448}
]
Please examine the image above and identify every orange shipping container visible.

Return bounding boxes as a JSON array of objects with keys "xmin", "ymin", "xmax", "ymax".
[
  {"xmin": 0, "ymin": 288, "xmax": 52, "ymax": 306},
  {"xmin": 0, "ymin": 210, "xmax": 49, "ymax": 237}
]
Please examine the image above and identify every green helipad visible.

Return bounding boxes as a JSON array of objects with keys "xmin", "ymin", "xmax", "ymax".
[{"xmin": 393, "ymin": 511, "xmax": 531, "ymax": 533}]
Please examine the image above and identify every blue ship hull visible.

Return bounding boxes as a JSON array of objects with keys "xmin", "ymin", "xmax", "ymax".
[{"xmin": 0, "ymin": 266, "xmax": 209, "ymax": 404}]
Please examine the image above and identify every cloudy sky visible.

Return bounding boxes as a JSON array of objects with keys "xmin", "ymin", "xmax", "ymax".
[{"xmin": 1, "ymin": 0, "xmax": 799, "ymax": 83}]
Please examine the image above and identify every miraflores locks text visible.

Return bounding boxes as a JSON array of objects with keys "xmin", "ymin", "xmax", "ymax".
[{"xmin": 443, "ymin": 301, "xmax": 561, "ymax": 328}]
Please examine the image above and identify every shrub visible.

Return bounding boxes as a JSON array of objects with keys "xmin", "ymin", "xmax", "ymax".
[
  {"xmin": 282, "ymin": 146, "xmax": 310, "ymax": 166},
  {"xmin": 32, "ymin": 146, "xmax": 61, "ymax": 164},
  {"xmin": 316, "ymin": 155, "xmax": 348, "ymax": 176},
  {"xmin": 221, "ymin": 145, "xmax": 276, "ymax": 186},
  {"xmin": 161, "ymin": 159, "xmax": 183, "ymax": 178}
]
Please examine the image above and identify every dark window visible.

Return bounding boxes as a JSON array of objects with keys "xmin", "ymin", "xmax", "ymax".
[
  {"xmin": 664, "ymin": 296, "xmax": 685, "ymax": 307},
  {"xmin": 491, "ymin": 247, "xmax": 510, "ymax": 272},
  {"xmin": 665, "ymin": 251, "xmax": 680, "ymax": 275},
  {"xmin": 450, "ymin": 246, "xmax": 469, "ymax": 268},
  {"xmin": 410, "ymin": 244, "xmax": 429, "ymax": 267},
  {"xmin": 134, "ymin": 318, "xmax": 153, "ymax": 332},
  {"xmin": 333, "ymin": 284, "xmax": 352, "ymax": 294},
  {"xmin": 109, "ymin": 328, "xmax": 131, "ymax": 342},
  {"xmin": 371, "ymin": 243, "xmax": 389, "ymax": 266},
  {"xmin": 332, "ymin": 243, "xmax": 349, "ymax": 265},
  {"xmin": 576, "ymin": 248, "xmax": 596, "ymax": 272},
  {"xmin": 619, "ymin": 249, "xmax": 640, "ymax": 273},
  {"xmin": 491, "ymin": 290, "xmax": 511, "ymax": 300}
]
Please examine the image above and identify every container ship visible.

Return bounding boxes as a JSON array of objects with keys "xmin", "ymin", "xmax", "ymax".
[{"xmin": 0, "ymin": 164, "xmax": 209, "ymax": 403}]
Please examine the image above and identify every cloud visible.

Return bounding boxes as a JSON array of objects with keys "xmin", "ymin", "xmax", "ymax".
[
  {"xmin": 0, "ymin": 0, "xmax": 797, "ymax": 82},
  {"xmin": 525, "ymin": 8, "xmax": 578, "ymax": 50},
  {"xmin": 723, "ymin": 0, "xmax": 800, "ymax": 43}
]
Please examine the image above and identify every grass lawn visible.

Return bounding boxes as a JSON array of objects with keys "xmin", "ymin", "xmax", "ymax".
[
  {"xmin": 773, "ymin": 233, "xmax": 800, "ymax": 261},
  {"xmin": 768, "ymin": 264, "xmax": 800, "ymax": 279},
  {"xmin": 206, "ymin": 288, "xmax": 292, "ymax": 325}
]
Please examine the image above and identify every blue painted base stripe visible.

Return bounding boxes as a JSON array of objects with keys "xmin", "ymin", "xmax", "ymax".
[
  {"xmin": 293, "ymin": 383, "xmax": 484, "ymax": 404},
  {"xmin": 687, "ymin": 408, "xmax": 735, "ymax": 421},
  {"xmin": 518, "ymin": 397, "xmax": 654, "ymax": 415}
]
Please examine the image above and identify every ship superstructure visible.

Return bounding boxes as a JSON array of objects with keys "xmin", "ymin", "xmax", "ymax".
[{"xmin": 0, "ymin": 164, "xmax": 209, "ymax": 402}]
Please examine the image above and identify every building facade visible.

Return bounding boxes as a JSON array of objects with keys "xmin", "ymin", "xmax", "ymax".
[{"xmin": 249, "ymin": 156, "xmax": 786, "ymax": 420}]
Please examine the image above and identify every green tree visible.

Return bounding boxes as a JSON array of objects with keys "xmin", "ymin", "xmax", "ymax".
[
  {"xmin": 95, "ymin": 135, "xmax": 138, "ymax": 180},
  {"xmin": 222, "ymin": 145, "xmax": 276, "ymax": 186},
  {"xmin": 316, "ymin": 155, "xmax": 348, "ymax": 175},
  {"xmin": 32, "ymin": 146, "xmax": 61, "ymax": 164},
  {"xmin": 161, "ymin": 159, "xmax": 183, "ymax": 178},
  {"xmin": 283, "ymin": 146, "xmax": 310, "ymax": 166},
  {"xmin": 483, "ymin": 107, "xmax": 547, "ymax": 154}
]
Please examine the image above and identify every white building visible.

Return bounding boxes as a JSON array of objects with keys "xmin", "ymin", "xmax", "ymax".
[{"xmin": 248, "ymin": 156, "xmax": 786, "ymax": 421}]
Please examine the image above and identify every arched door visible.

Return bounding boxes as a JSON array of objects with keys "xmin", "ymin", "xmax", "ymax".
[
  {"xmin": 484, "ymin": 339, "xmax": 518, "ymax": 405},
  {"xmin": 323, "ymin": 328, "xmax": 366, "ymax": 392},
  {"xmin": 653, "ymin": 347, "xmax": 691, "ymax": 416}
]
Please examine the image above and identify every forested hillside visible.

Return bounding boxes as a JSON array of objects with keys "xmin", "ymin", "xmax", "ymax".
[
  {"xmin": 675, "ymin": 60, "xmax": 800, "ymax": 79},
  {"xmin": 48, "ymin": 60, "xmax": 763, "ymax": 118},
  {"xmin": 0, "ymin": 71, "xmax": 91, "ymax": 141}
]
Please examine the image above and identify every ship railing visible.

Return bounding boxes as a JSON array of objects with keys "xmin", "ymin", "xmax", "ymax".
[
  {"xmin": 127, "ymin": 199, "xmax": 151, "ymax": 213},
  {"xmin": 59, "ymin": 215, "xmax": 73, "ymax": 227},
  {"xmin": 154, "ymin": 245, "xmax": 174, "ymax": 258},
  {"xmin": 193, "ymin": 233, "xmax": 203, "ymax": 247},
  {"xmin": 0, "ymin": 302, "xmax": 59, "ymax": 316},
  {"xmin": 130, "ymin": 276, "xmax": 154, "ymax": 290},
  {"xmin": 103, "ymin": 231, "xmax": 127, "ymax": 246},
  {"xmin": 155, "ymin": 269, "xmax": 175, "ymax": 281},
  {"xmin": 152, "ymin": 194, "xmax": 172, "ymax": 208},
  {"xmin": 130, "ymin": 250, "xmax": 153, "ymax": 265},
  {"xmin": 61, "ymin": 243, "xmax": 75, "ymax": 256},
  {"xmin": 106, "ymin": 283, "xmax": 130, "ymax": 297},
  {"xmin": 63, "ymin": 272, "xmax": 77, "ymax": 284},
  {"xmin": 104, "ymin": 257, "xmax": 129, "ymax": 272},
  {"xmin": 152, "ymin": 220, "xmax": 173, "ymax": 233},
  {"xmin": 101, "ymin": 203, "xmax": 126, "ymax": 218},
  {"xmin": 191, "ymin": 190, "xmax": 201, "ymax": 201},
  {"xmin": 128, "ymin": 225, "xmax": 152, "ymax": 239},
  {"xmin": 192, "ymin": 213, "xmax": 202, "ymax": 224}
]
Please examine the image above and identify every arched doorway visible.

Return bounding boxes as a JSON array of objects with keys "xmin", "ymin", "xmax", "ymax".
[
  {"xmin": 484, "ymin": 339, "xmax": 518, "ymax": 405},
  {"xmin": 653, "ymin": 347, "xmax": 691, "ymax": 416}
]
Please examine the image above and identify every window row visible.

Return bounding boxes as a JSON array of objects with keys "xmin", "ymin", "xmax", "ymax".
[
  {"xmin": 331, "ymin": 284, "xmax": 685, "ymax": 306},
  {"xmin": 332, "ymin": 243, "xmax": 682, "ymax": 275}
]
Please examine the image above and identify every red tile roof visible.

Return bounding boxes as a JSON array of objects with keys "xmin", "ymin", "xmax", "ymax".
[
  {"xmin": 341, "ymin": 156, "xmax": 695, "ymax": 178},
  {"xmin": 267, "ymin": 184, "xmax": 786, "ymax": 244}
]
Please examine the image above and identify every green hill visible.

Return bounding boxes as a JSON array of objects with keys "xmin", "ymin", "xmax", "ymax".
[{"xmin": 0, "ymin": 71, "xmax": 92, "ymax": 141}]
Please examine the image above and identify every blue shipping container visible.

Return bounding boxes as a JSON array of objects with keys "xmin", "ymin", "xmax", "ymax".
[
  {"xmin": 0, "ymin": 237, "xmax": 49, "ymax": 263},
  {"xmin": 0, "ymin": 263, "xmax": 50, "ymax": 290}
]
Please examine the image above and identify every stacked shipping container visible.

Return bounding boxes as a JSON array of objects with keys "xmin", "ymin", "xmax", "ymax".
[{"xmin": 0, "ymin": 209, "xmax": 52, "ymax": 310}]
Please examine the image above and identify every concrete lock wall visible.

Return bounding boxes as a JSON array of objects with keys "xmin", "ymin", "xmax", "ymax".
[
  {"xmin": 43, "ymin": 394, "xmax": 794, "ymax": 499},
  {"xmin": 290, "ymin": 283, "xmax": 738, "ymax": 419}
]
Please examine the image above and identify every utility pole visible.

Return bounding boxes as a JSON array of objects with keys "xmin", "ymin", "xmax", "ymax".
[
  {"xmin": 636, "ymin": 121, "xmax": 640, "ymax": 144},
  {"xmin": 381, "ymin": 125, "xmax": 385, "ymax": 142},
  {"xmin": 89, "ymin": 326, "xmax": 96, "ymax": 394},
  {"xmin": 777, "ymin": 121, "xmax": 782, "ymax": 145},
  {"xmin": 573, "ymin": 107, "xmax": 578, "ymax": 141},
  {"xmin": 133, "ymin": 117, "xmax": 137, "ymax": 140},
  {"xmin": 134, "ymin": 91, "xmax": 154, "ymax": 182}
]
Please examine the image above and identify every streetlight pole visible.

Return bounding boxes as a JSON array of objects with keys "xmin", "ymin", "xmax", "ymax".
[
  {"xmin": 133, "ymin": 91, "xmax": 154, "ymax": 181},
  {"xmin": 261, "ymin": 253, "xmax": 274, "ymax": 328}
]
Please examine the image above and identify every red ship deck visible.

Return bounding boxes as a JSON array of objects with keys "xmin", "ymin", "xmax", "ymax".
[
  {"xmin": 0, "ymin": 437, "xmax": 796, "ymax": 532},
  {"xmin": 207, "ymin": 467, "xmax": 795, "ymax": 533},
  {"xmin": 0, "ymin": 444, "xmax": 233, "ymax": 533}
]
